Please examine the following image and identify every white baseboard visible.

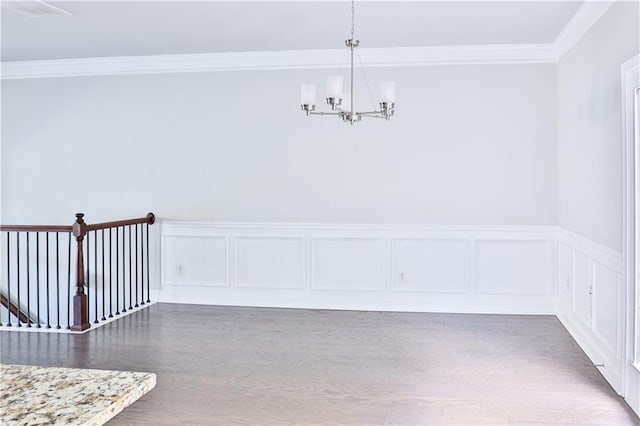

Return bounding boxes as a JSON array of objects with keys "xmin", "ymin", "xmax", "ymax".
[
  {"xmin": 557, "ymin": 310, "xmax": 622, "ymax": 393},
  {"xmin": 157, "ymin": 286, "xmax": 555, "ymax": 315},
  {"xmin": 149, "ymin": 289, "xmax": 161, "ymax": 302}
]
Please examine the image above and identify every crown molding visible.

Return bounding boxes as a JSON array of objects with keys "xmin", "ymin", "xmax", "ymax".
[
  {"xmin": 1, "ymin": 44, "xmax": 556, "ymax": 80},
  {"xmin": 0, "ymin": 2, "xmax": 616, "ymax": 80},
  {"xmin": 550, "ymin": 0, "xmax": 615, "ymax": 60}
]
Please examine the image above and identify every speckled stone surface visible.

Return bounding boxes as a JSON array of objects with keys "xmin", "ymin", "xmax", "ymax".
[{"xmin": 0, "ymin": 364, "xmax": 156, "ymax": 426}]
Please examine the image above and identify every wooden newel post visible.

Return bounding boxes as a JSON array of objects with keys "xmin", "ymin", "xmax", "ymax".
[{"xmin": 71, "ymin": 213, "xmax": 90, "ymax": 332}]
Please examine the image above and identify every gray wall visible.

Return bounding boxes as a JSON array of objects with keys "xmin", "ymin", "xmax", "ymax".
[
  {"xmin": 557, "ymin": 1, "xmax": 640, "ymax": 251},
  {"xmin": 1, "ymin": 64, "xmax": 557, "ymax": 226}
]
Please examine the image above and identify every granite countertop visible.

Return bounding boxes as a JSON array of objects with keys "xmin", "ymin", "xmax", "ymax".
[{"xmin": 0, "ymin": 364, "xmax": 156, "ymax": 426}]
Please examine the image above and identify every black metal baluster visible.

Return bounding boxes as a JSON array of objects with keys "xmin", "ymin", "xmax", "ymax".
[
  {"xmin": 115, "ymin": 227, "xmax": 120, "ymax": 315},
  {"xmin": 67, "ymin": 232, "xmax": 71, "ymax": 329},
  {"xmin": 36, "ymin": 233, "xmax": 40, "ymax": 328},
  {"xmin": 94, "ymin": 230, "xmax": 98, "ymax": 324},
  {"xmin": 122, "ymin": 226, "xmax": 126, "ymax": 313},
  {"xmin": 45, "ymin": 232, "xmax": 50, "ymax": 328},
  {"xmin": 86, "ymin": 231, "xmax": 90, "ymax": 323},
  {"xmin": 6, "ymin": 233, "xmax": 11, "ymax": 326},
  {"xmin": 26, "ymin": 233, "xmax": 31, "ymax": 327},
  {"xmin": 55, "ymin": 233, "xmax": 60, "ymax": 329},
  {"xmin": 135, "ymin": 224, "xmax": 139, "ymax": 308},
  {"xmin": 146, "ymin": 223, "xmax": 150, "ymax": 303},
  {"xmin": 128, "ymin": 225, "xmax": 132, "ymax": 310},
  {"xmin": 101, "ymin": 229, "xmax": 106, "ymax": 321},
  {"xmin": 140, "ymin": 224, "xmax": 145, "ymax": 306},
  {"xmin": 16, "ymin": 232, "xmax": 21, "ymax": 327},
  {"xmin": 109, "ymin": 228, "xmax": 113, "ymax": 318}
]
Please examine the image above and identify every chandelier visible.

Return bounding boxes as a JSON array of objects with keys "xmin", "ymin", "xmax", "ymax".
[{"xmin": 300, "ymin": 0, "xmax": 396, "ymax": 125}]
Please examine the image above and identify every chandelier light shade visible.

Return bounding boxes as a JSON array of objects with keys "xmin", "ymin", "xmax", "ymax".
[
  {"xmin": 300, "ymin": 0, "xmax": 396, "ymax": 125},
  {"xmin": 379, "ymin": 81, "xmax": 396, "ymax": 103},
  {"xmin": 326, "ymin": 76, "xmax": 344, "ymax": 100},
  {"xmin": 300, "ymin": 85, "xmax": 317, "ymax": 109}
]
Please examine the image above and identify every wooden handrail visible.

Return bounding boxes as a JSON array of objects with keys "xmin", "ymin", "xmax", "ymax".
[
  {"xmin": 0, "ymin": 292, "xmax": 32, "ymax": 324},
  {"xmin": 86, "ymin": 213, "xmax": 155, "ymax": 232},
  {"xmin": 1, "ymin": 213, "xmax": 155, "ymax": 234},
  {"xmin": 0, "ymin": 225, "xmax": 72, "ymax": 232}
]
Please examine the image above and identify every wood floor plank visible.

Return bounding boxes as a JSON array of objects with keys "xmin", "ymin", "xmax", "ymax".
[{"xmin": 1, "ymin": 303, "xmax": 638, "ymax": 425}]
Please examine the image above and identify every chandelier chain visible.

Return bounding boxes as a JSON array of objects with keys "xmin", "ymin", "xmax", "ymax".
[{"xmin": 351, "ymin": 0, "xmax": 355, "ymax": 38}]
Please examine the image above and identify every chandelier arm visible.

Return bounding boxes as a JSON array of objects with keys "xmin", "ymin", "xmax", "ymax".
[{"xmin": 309, "ymin": 111, "xmax": 343, "ymax": 116}]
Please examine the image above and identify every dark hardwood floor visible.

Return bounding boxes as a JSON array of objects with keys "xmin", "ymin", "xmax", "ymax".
[{"xmin": 1, "ymin": 303, "xmax": 638, "ymax": 425}]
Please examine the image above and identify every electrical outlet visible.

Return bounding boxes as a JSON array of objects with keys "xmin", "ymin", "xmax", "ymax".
[
  {"xmin": 177, "ymin": 265, "xmax": 184, "ymax": 276},
  {"xmin": 399, "ymin": 272, "xmax": 407, "ymax": 283}
]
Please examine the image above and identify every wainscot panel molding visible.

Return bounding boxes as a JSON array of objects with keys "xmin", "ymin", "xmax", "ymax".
[
  {"xmin": 162, "ymin": 235, "xmax": 228, "ymax": 287},
  {"xmin": 234, "ymin": 236, "xmax": 305, "ymax": 289},
  {"xmin": 160, "ymin": 222, "xmax": 558, "ymax": 315},
  {"xmin": 556, "ymin": 228, "xmax": 624, "ymax": 394}
]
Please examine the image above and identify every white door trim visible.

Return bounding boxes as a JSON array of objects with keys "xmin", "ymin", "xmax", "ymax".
[{"xmin": 622, "ymin": 54, "xmax": 640, "ymax": 409}]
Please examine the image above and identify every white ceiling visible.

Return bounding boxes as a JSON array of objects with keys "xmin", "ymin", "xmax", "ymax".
[{"xmin": 1, "ymin": 1, "xmax": 584, "ymax": 62}]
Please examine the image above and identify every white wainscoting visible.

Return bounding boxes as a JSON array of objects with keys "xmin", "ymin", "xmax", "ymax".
[
  {"xmin": 160, "ymin": 222, "xmax": 557, "ymax": 314},
  {"xmin": 556, "ymin": 228, "xmax": 624, "ymax": 394}
]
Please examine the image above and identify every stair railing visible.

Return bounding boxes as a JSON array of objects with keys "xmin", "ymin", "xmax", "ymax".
[{"xmin": 0, "ymin": 212, "xmax": 155, "ymax": 332}]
